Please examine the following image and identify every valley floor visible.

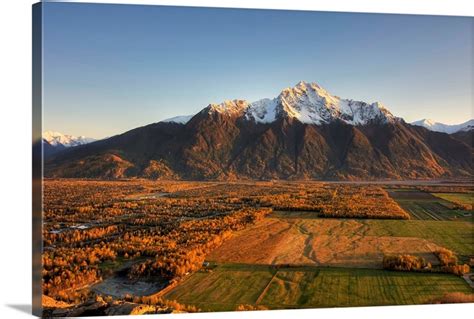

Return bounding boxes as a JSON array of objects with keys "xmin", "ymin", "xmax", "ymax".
[{"xmin": 41, "ymin": 180, "xmax": 474, "ymax": 314}]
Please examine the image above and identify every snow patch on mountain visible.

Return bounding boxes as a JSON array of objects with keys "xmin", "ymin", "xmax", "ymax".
[
  {"xmin": 245, "ymin": 98, "xmax": 279, "ymax": 123},
  {"xmin": 411, "ymin": 119, "xmax": 474, "ymax": 134},
  {"xmin": 161, "ymin": 115, "xmax": 193, "ymax": 124},
  {"xmin": 43, "ymin": 131, "xmax": 96, "ymax": 147}
]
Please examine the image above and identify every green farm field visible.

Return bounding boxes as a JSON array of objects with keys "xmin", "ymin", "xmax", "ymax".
[
  {"xmin": 357, "ymin": 219, "xmax": 473, "ymax": 260},
  {"xmin": 432, "ymin": 193, "xmax": 473, "ymax": 210},
  {"xmin": 387, "ymin": 189, "xmax": 473, "ymax": 221},
  {"xmin": 164, "ymin": 263, "xmax": 473, "ymax": 311}
]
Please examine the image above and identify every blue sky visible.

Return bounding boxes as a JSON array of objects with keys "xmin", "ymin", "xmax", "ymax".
[{"xmin": 42, "ymin": 3, "xmax": 473, "ymax": 138}]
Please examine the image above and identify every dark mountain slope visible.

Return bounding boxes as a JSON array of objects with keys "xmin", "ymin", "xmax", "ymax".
[{"xmin": 44, "ymin": 118, "xmax": 473, "ymax": 180}]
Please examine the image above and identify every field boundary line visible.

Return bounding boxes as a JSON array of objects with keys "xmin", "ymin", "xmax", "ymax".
[
  {"xmin": 462, "ymin": 273, "xmax": 474, "ymax": 289},
  {"xmin": 150, "ymin": 280, "xmax": 180, "ymax": 299},
  {"xmin": 418, "ymin": 204, "xmax": 442, "ymax": 221},
  {"xmin": 255, "ymin": 270, "xmax": 278, "ymax": 305},
  {"xmin": 406, "ymin": 206, "xmax": 423, "ymax": 220}
]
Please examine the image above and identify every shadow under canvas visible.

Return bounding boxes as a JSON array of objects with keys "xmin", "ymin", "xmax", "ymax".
[{"xmin": 7, "ymin": 304, "xmax": 32, "ymax": 315}]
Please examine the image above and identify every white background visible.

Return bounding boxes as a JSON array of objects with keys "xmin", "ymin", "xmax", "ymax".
[{"xmin": 0, "ymin": 0, "xmax": 472, "ymax": 318}]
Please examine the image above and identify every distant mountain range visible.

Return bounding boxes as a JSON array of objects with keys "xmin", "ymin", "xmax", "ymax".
[
  {"xmin": 44, "ymin": 81, "xmax": 473, "ymax": 180},
  {"xmin": 411, "ymin": 119, "xmax": 474, "ymax": 134},
  {"xmin": 42, "ymin": 131, "xmax": 96, "ymax": 158}
]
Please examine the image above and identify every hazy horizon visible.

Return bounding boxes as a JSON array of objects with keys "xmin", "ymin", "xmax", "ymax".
[{"xmin": 42, "ymin": 3, "xmax": 473, "ymax": 139}]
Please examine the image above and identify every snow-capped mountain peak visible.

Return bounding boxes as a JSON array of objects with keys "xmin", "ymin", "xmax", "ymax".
[
  {"xmin": 411, "ymin": 119, "xmax": 474, "ymax": 134},
  {"xmin": 246, "ymin": 81, "xmax": 395, "ymax": 125},
  {"xmin": 206, "ymin": 99, "xmax": 249, "ymax": 115},
  {"xmin": 159, "ymin": 81, "xmax": 401, "ymax": 127},
  {"xmin": 280, "ymin": 81, "xmax": 340, "ymax": 108},
  {"xmin": 43, "ymin": 131, "xmax": 96, "ymax": 147}
]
